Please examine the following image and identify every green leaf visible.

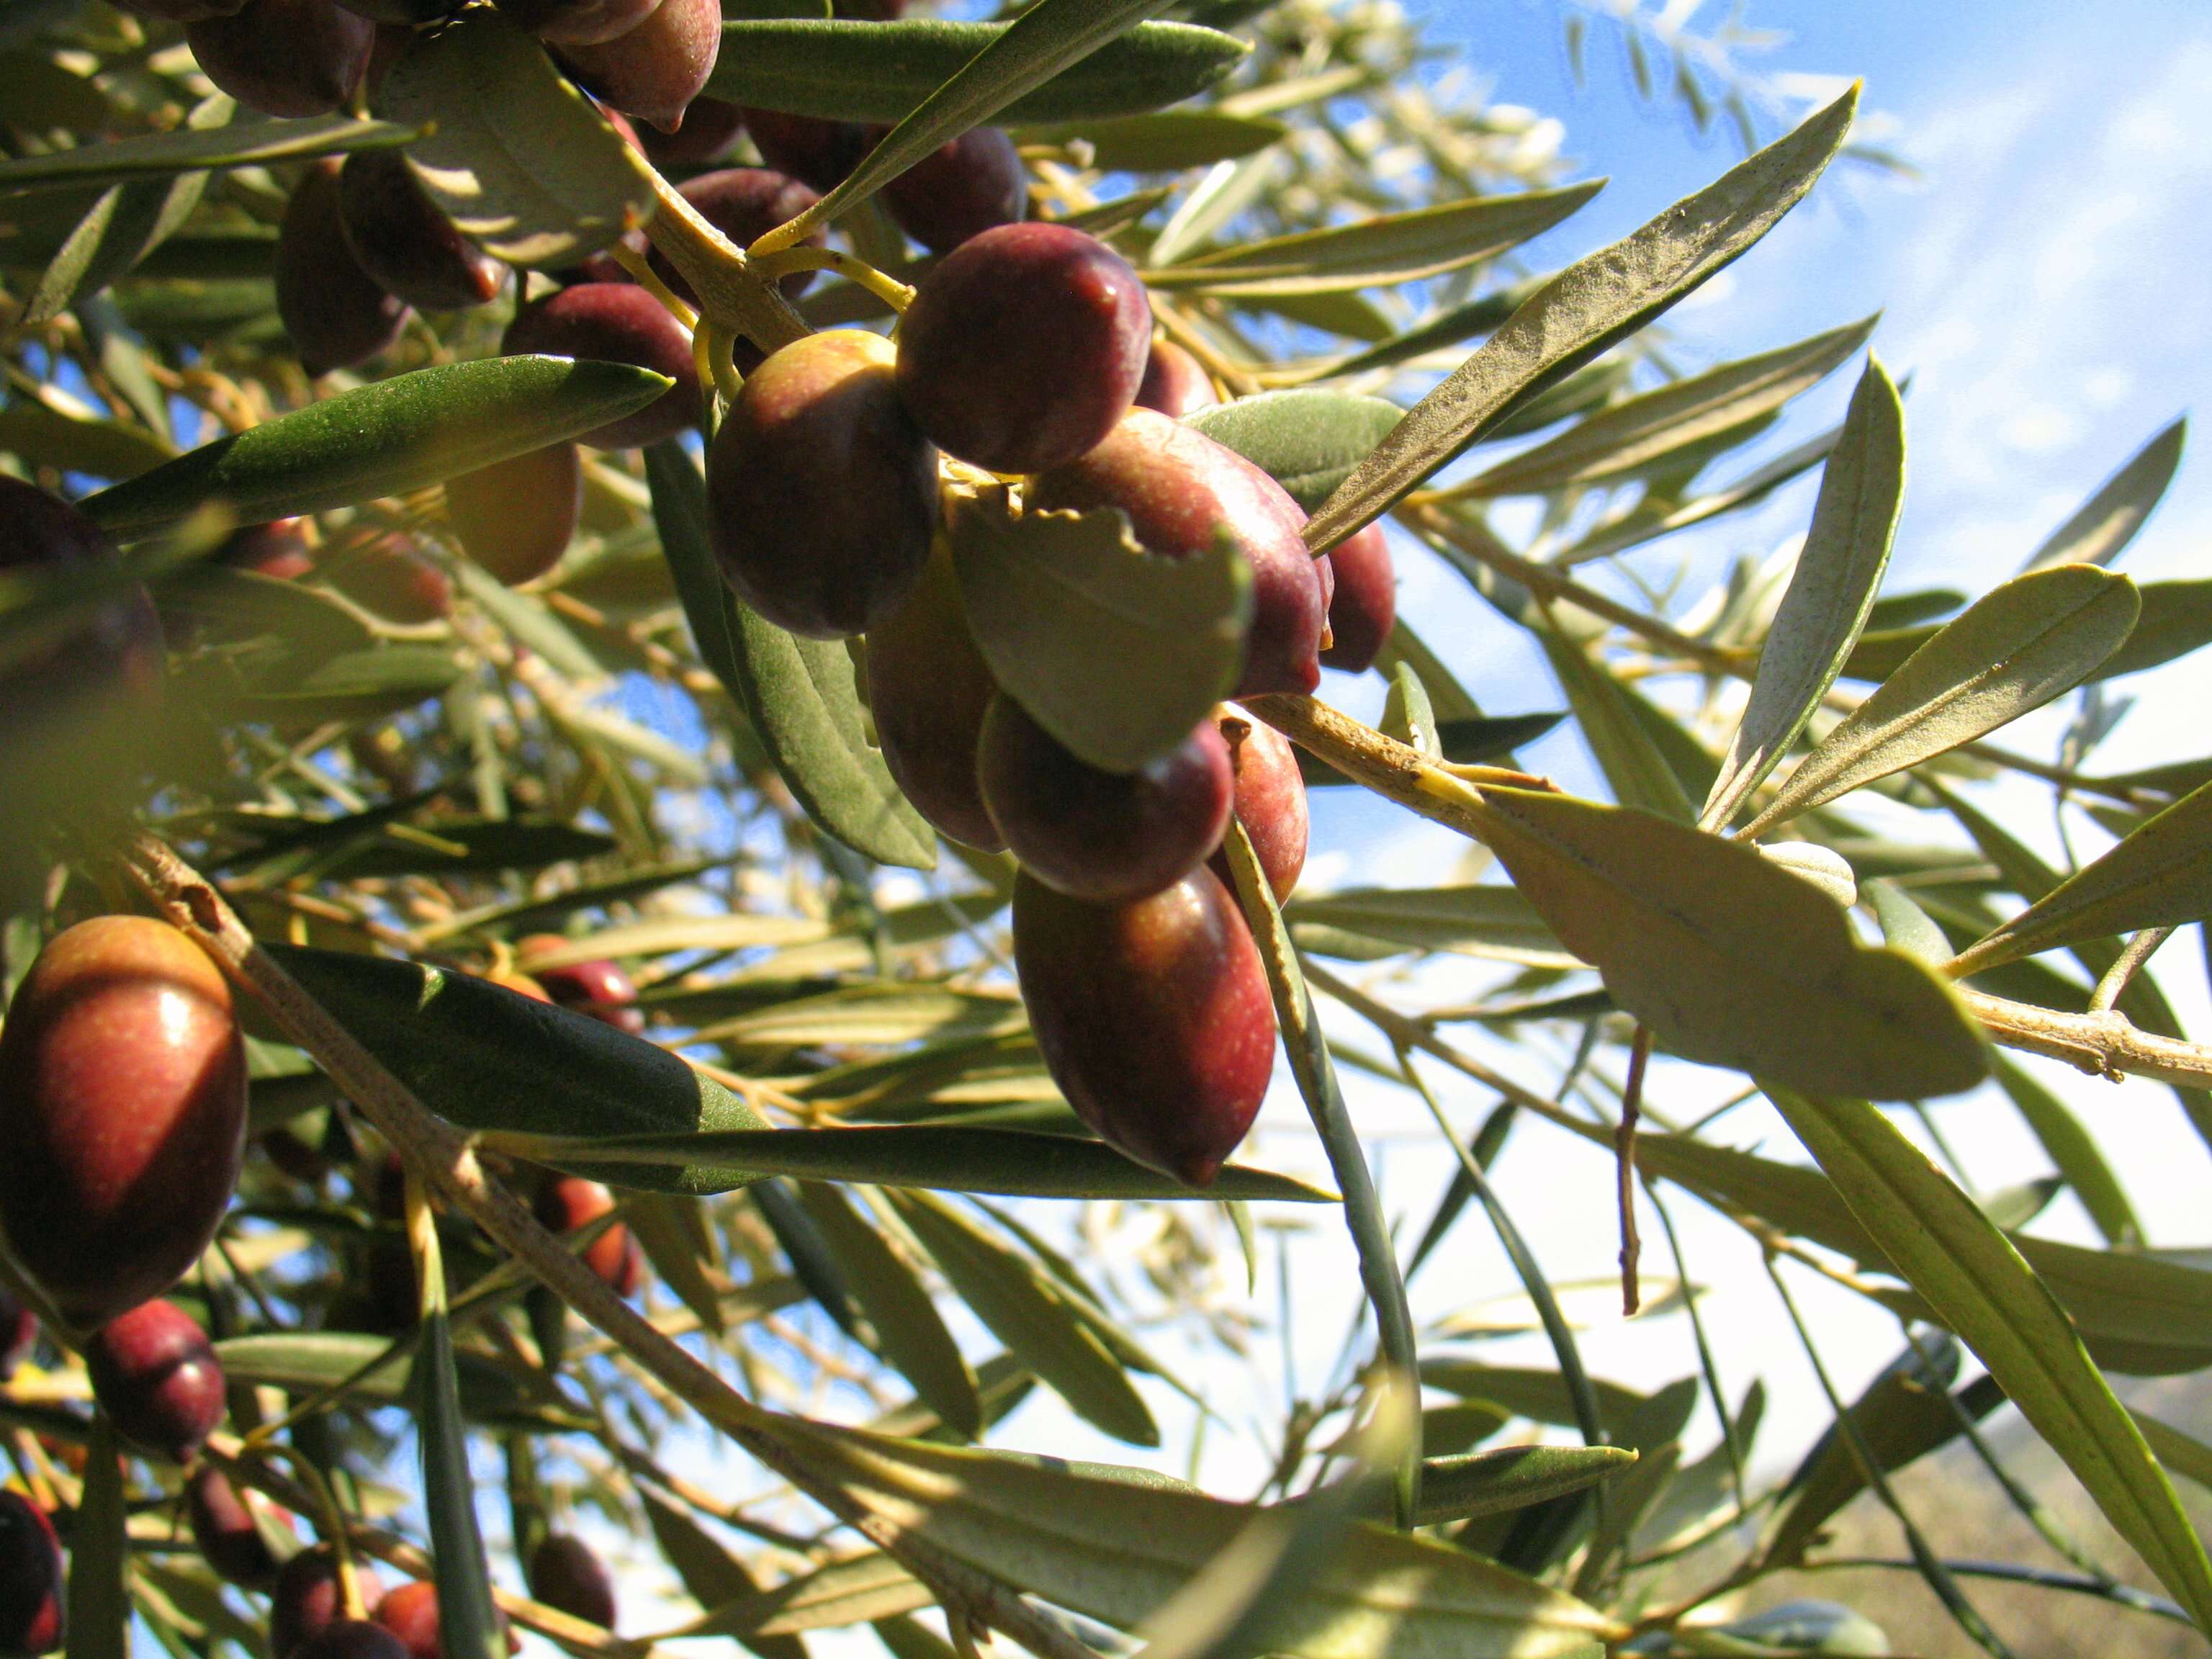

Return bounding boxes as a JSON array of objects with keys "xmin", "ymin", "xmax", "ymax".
[
  {"xmin": 645, "ymin": 441, "xmax": 936, "ymax": 868},
  {"xmin": 1765, "ymin": 1086, "xmax": 2212, "ymax": 1629},
  {"xmin": 699, "ymin": 1552, "xmax": 931, "ymax": 1640},
  {"xmin": 2087, "ymin": 577, "xmax": 2212, "ymax": 680},
  {"xmin": 1702, "ymin": 358, "xmax": 1903, "ymax": 830},
  {"xmin": 1746, "ymin": 564, "xmax": 2139, "ymax": 836},
  {"xmin": 413, "ymin": 1313, "xmax": 505, "ymax": 1659},
  {"xmin": 1014, "ymin": 110, "xmax": 1285, "ymax": 170},
  {"xmin": 0, "ymin": 392, "xmax": 176, "ymax": 480},
  {"xmin": 1951, "ymin": 775, "xmax": 2212, "ymax": 974},
  {"xmin": 81, "ymin": 358, "xmax": 673, "ymax": 538},
  {"xmin": 1184, "ymin": 391, "xmax": 1405, "ymax": 513},
  {"xmin": 706, "ymin": 18, "xmax": 1248, "ymax": 125},
  {"xmin": 219, "ymin": 645, "xmax": 469, "ymax": 727},
  {"xmin": 1419, "ymin": 1363, "xmax": 1653, "ymax": 1434},
  {"xmin": 1467, "ymin": 787, "xmax": 1987, "ymax": 1099},
  {"xmin": 313, "ymin": 818, "xmax": 616, "ymax": 879},
  {"xmin": 1537, "ymin": 626, "xmax": 1695, "ymax": 821},
  {"xmin": 68, "ymin": 1419, "xmax": 128, "ymax": 1659},
  {"xmin": 1380, "ymin": 662, "xmax": 1441, "ymax": 758},
  {"xmin": 2020, "ymin": 415, "xmax": 2186, "ymax": 572},
  {"xmin": 626, "ymin": 1192, "xmax": 729, "ymax": 1337},
  {"xmin": 1410, "ymin": 1447, "xmax": 1636, "ymax": 1527},
  {"xmin": 1992, "ymin": 1055, "xmax": 2141, "ymax": 1247},
  {"xmin": 642, "ymin": 1490, "xmax": 806, "ymax": 1659},
  {"xmin": 266, "ymin": 943, "xmax": 775, "ymax": 1195},
  {"xmin": 1301, "ymin": 87, "xmax": 1859, "ymax": 551},
  {"xmin": 1285, "ymin": 885, "xmax": 1575, "ymax": 967},
  {"xmin": 892, "ymin": 1190, "xmax": 1159, "ymax": 1447},
  {"xmin": 2134, "ymin": 1413, "xmax": 2212, "ymax": 1496},
  {"xmin": 377, "ymin": 7, "xmax": 651, "ymax": 267},
  {"xmin": 214, "ymin": 1331, "xmax": 588, "ymax": 1425},
  {"xmin": 1457, "ymin": 315, "xmax": 1877, "ymax": 499},
  {"xmin": 950, "ymin": 492, "xmax": 1249, "ymax": 773},
  {"xmin": 0, "ymin": 113, "xmax": 420, "ymax": 194}
]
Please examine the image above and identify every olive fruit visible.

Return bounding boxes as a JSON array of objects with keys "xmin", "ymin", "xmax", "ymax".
[
  {"xmin": 336, "ymin": 0, "xmax": 457, "ymax": 20},
  {"xmin": 503, "ymin": 284, "xmax": 700, "ymax": 449},
  {"xmin": 1013, "ymin": 870, "xmax": 1274, "ymax": 1185},
  {"xmin": 556, "ymin": 0, "xmax": 719, "ymax": 133},
  {"xmin": 516, "ymin": 938, "xmax": 644, "ymax": 1034},
  {"xmin": 295, "ymin": 1621, "xmax": 411, "ymax": 1659},
  {"xmin": 116, "ymin": 0, "xmax": 247, "ymax": 20},
  {"xmin": 1208, "ymin": 713, "xmax": 1307, "ymax": 904},
  {"xmin": 708, "ymin": 330, "xmax": 937, "ymax": 639},
  {"xmin": 534, "ymin": 1177, "xmax": 643, "ymax": 1298},
  {"xmin": 1317, "ymin": 522, "xmax": 1395, "ymax": 672},
  {"xmin": 491, "ymin": 0, "xmax": 659, "ymax": 45},
  {"xmin": 979, "ymin": 696, "xmax": 1231, "ymax": 904},
  {"xmin": 374, "ymin": 1580, "xmax": 517, "ymax": 1658},
  {"xmin": 185, "ymin": 0, "xmax": 374, "ymax": 117},
  {"xmin": 0, "ymin": 1492, "xmax": 63, "ymax": 1656},
  {"xmin": 1031, "ymin": 409, "xmax": 1327, "ymax": 696},
  {"xmin": 277, "ymin": 161, "xmax": 410, "ymax": 377},
  {"xmin": 444, "ymin": 444, "xmax": 582, "ymax": 588},
  {"xmin": 219, "ymin": 519, "xmax": 316, "ymax": 581},
  {"xmin": 84, "ymin": 1299, "xmax": 226, "ymax": 1460},
  {"xmin": 0, "ymin": 917, "xmax": 246, "ymax": 1329},
  {"xmin": 743, "ymin": 109, "xmax": 867, "ymax": 193},
  {"xmin": 894, "ymin": 223, "xmax": 1150, "ymax": 475},
  {"xmin": 337, "ymin": 150, "xmax": 504, "ymax": 313},
  {"xmin": 1133, "ymin": 338, "xmax": 1218, "ymax": 418},
  {"xmin": 0, "ymin": 1291, "xmax": 35, "ymax": 1381},
  {"xmin": 186, "ymin": 1465, "xmax": 282, "ymax": 1590},
  {"xmin": 879, "ymin": 126, "xmax": 1026, "ymax": 254},
  {"xmin": 637, "ymin": 96, "xmax": 746, "ymax": 169},
  {"xmin": 331, "ymin": 539, "xmax": 451, "ymax": 624},
  {"xmin": 646, "ymin": 168, "xmax": 821, "ymax": 304},
  {"xmin": 528, "ymin": 1534, "xmax": 617, "ymax": 1630},
  {"xmin": 272, "ymin": 1548, "xmax": 385, "ymax": 1659},
  {"xmin": 864, "ymin": 544, "xmax": 1004, "ymax": 852}
]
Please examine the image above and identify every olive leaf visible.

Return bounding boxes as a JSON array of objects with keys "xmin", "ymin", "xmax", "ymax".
[
  {"xmin": 642, "ymin": 1491, "xmax": 806, "ymax": 1659},
  {"xmin": 413, "ymin": 1312, "xmax": 506, "ymax": 1659},
  {"xmin": 697, "ymin": 1553, "xmax": 932, "ymax": 1641},
  {"xmin": 0, "ymin": 390, "xmax": 175, "ymax": 480},
  {"xmin": 2019, "ymin": 415, "xmax": 2187, "ymax": 571},
  {"xmin": 1992, "ymin": 1055, "xmax": 2141, "ymax": 1248},
  {"xmin": 1538, "ymin": 626, "xmax": 1696, "ymax": 822},
  {"xmin": 1184, "ymin": 391, "xmax": 1405, "ymax": 513},
  {"xmin": 69, "ymin": 1419, "xmax": 128, "ymax": 1659},
  {"xmin": 1285, "ymin": 885, "xmax": 1575, "ymax": 967},
  {"xmin": 2087, "ymin": 576, "xmax": 2212, "ymax": 680},
  {"xmin": 0, "ymin": 112, "xmax": 420, "ymax": 194}
]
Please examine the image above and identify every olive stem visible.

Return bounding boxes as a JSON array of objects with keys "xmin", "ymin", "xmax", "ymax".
[
  {"xmin": 633, "ymin": 162, "xmax": 809, "ymax": 355},
  {"xmin": 755, "ymin": 246, "xmax": 917, "ymax": 314},
  {"xmin": 603, "ymin": 238, "xmax": 700, "ymax": 332}
]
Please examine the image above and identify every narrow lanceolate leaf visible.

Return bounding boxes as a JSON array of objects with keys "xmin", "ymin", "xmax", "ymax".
[
  {"xmin": 2088, "ymin": 577, "xmax": 2212, "ymax": 681},
  {"xmin": 1285, "ymin": 884, "xmax": 1575, "ymax": 967},
  {"xmin": 81, "ymin": 359, "xmax": 672, "ymax": 537},
  {"xmin": 1744, "ymin": 564, "xmax": 2139, "ymax": 837},
  {"xmin": 2020, "ymin": 416, "xmax": 2187, "ymax": 571},
  {"xmin": 1701, "ymin": 358, "xmax": 1903, "ymax": 830},
  {"xmin": 1951, "ymin": 776, "xmax": 2212, "ymax": 975},
  {"xmin": 1148, "ymin": 183, "xmax": 1601, "ymax": 297},
  {"xmin": 2134, "ymin": 1413, "xmax": 2212, "ymax": 1496},
  {"xmin": 1766, "ymin": 1087, "xmax": 2212, "ymax": 1630},
  {"xmin": 0, "ymin": 113, "xmax": 418, "ymax": 194},
  {"xmin": 1470, "ymin": 787, "xmax": 1987, "ymax": 1099},
  {"xmin": 378, "ymin": 7, "xmax": 651, "ymax": 266},
  {"xmin": 950, "ymin": 492, "xmax": 1249, "ymax": 773},
  {"xmin": 1539, "ymin": 628, "xmax": 1694, "ymax": 822},
  {"xmin": 69, "ymin": 1419, "xmax": 128, "ymax": 1659},
  {"xmin": 1184, "ymin": 392, "xmax": 1405, "ymax": 513},
  {"xmin": 1300, "ymin": 86, "xmax": 1859, "ymax": 552},
  {"xmin": 707, "ymin": 19, "xmax": 1247, "ymax": 125},
  {"xmin": 1408, "ymin": 1446, "xmax": 1637, "ymax": 1527},
  {"xmin": 1457, "ymin": 315, "xmax": 1877, "ymax": 499},
  {"xmin": 645, "ymin": 442, "xmax": 936, "ymax": 868},
  {"xmin": 760, "ymin": 1421, "xmax": 1619, "ymax": 1659},
  {"xmin": 642, "ymin": 1491, "xmax": 806, "ymax": 1659},
  {"xmin": 1992, "ymin": 1055, "xmax": 2141, "ymax": 1247},
  {"xmin": 413, "ymin": 1313, "xmax": 505, "ymax": 1659}
]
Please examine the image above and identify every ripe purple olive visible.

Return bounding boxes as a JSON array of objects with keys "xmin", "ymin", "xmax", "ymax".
[
  {"xmin": 878, "ymin": 126, "xmax": 1026, "ymax": 254},
  {"xmin": 373, "ymin": 1580, "xmax": 518, "ymax": 1658},
  {"xmin": 84, "ymin": 1299, "xmax": 227, "ymax": 1461},
  {"xmin": 185, "ymin": 0, "xmax": 374, "ymax": 117},
  {"xmin": 491, "ymin": 0, "xmax": 659, "ymax": 45},
  {"xmin": 273, "ymin": 1549, "xmax": 385, "ymax": 1659},
  {"xmin": 1133, "ymin": 338, "xmax": 1218, "ymax": 418},
  {"xmin": 743, "ymin": 109, "xmax": 867, "ymax": 193},
  {"xmin": 1013, "ymin": 870, "xmax": 1275, "ymax": 1185},
  {"xmin": 0, "ymin": 1492, "xmax": 63, "ymax": 1656},
  {"xmin": 277, "ymin": 161, "xmax": 410, "ymax": 377},
  {"xmin": 337, "ymin": 150, "xmax": 504, "ymax": 313},
  {"xmin": 708, "ymin": 330, "xmax": 937, "ymax": 639},
  {"xmin": 894, "ymin": 223, "xmax": 1150, "ymax": 475},
  {"xmin": 864, "ymin": 544, "xmax": 1004, "ymax": 852},
  {"xmin": 186, "ymin": 1465, "xmax": 282, "ymax": 1590},
  {"xmin": 444, "ymin": 444, "xmax": 582, "ymax": 588},
  {"xmin": 331, "ymin": 538, "xmax": 451, "ymax": 624},
  {"xmin": 535, "ymin": 1177, "xmax": 644, "ymax": 1298},
  {"xmin": 1030, "ymin": 409, "xmax": 1327, "ymax": 696},
  {"xmin": 503, "ymin": 284, "xmax": 701, "ymax": 449},
  {"xmin": 0, "ymin": 917, "xmax": 246, "ymax": 1330},
  {"xmin": 527, "ymin": 1534, "xmax": 617, "ymax": 1631},
  {"xmin": 219, "ymin": 519, "xmax": 317, "ymax": 581},
  {"xmin": 1317, "ymin": 522, "xmax": 1395, "ymax": 672},
  {"xmin": 115, "ymin": 0, "xmax": 248, "ymax": 19},
  {"xmin": 0, "ymin": 1290, "xmax": 36, "ymax": 1382},
  {"xmin": 0, "ymin": 478, "xmax": 165, "ymax": 732},
  {"xmin": 646, "ymin": 168, "xmax": 821, "ymax": 304},
  {"xmin": 1208, "ymin": 713, "xmax": 1307, "ymax": 904},
  {"xmin": 979, "ymin": 696, "xmax": 1232, "ymax": 904},
  {"xmin": 637, "ymin": 96, "xmax": 747, "ymax": 169},
  {"xmin": 295, "ymin": 1620, "xmax": 412, "ymax": 1659},
  {"xmin": 556, "ymin": 0, "xmax": 719, "ymax": 134},
  {"xmin": 515, "ymin": 937, "xmax": 644, "ymax": 1035}
]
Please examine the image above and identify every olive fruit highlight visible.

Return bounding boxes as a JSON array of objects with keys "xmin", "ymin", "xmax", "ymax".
[
  {"xmin": 646, "ymin": 168, "xmax": 821, "ymax": 304},
  {"xmin": 879, "ymin": 126, "xmax": 1026, "ymax": 254},
  {"xmin": 1133, "ymin": 338, "xmax": 1218, "ymax": 418},
  {"xmin": 0, "ymin": 1493, "xmax": 63, "ymax": 1656},
  {"xmin": 1209, "ymin": 713, "xmax": 1308, "ymax": 904},
  {"xmin": 186, "ymin": 1465, "xmax": 282, "ymax": 1590},
  {"xmin": 744, "ymin": 109, "xmax": 867, "ymax": 193},
  {"xmin": 503, "ymin": 284, "xmax": 700, "ymax": 449},
  {"xmin": 278, "ymin": 161, "xmax": 410, "ymax": 377},
  {"xmin": 444, "ymin": 444, "xmax": 583, "ymax": 588},
  {"xmin": 84, "ymin": 1298, "xmax": 227, "ymax": 1460},
  {"xmin": 185, "ymin": 0, "xmax": 374, "ymax": 117},
  {"xmin": 864, "ymin": 544, "xmax": 1004, "ymax": 852},
  {"xmin": 535, "ymin": 1177, "xmax": 644, "ymax": 1297},
  {"xmin": 516, "ymin": 937, "xmax": 644, "ymax": 1034},
  {"xmin": 556, "ymin": 0, "xmax": 719, "ymax": 133},
  {"xmin": 1318, "ymin": 522, "xmax": 1395, "ymax": 672},
  {"xmin": 1013, "ymin": 870, "xmax": 1275, "ymax": 1185},
  {"xmin": 491, "ymin": 0, "xmax": 659, "ymax": 45},
  {"xmin": 0, "ymin": 917, "xmax": 246, "ymax": 1329},
  {"xmin": 295, "ymin": 1621, "xmax": 412, "ymax": 1659},
  {"xmin": 272, "ymin": 1548, "xmax": 385, "ymax": 1659},
  {"xmin": 528, "ymin": 1534, "xmax": 618, "ymax": 1630},
  {"xmin": 894, "ymin": 223, "xmax": 1150, "ymax": 475},
  {"xmin": 219, "ymin": 519, "xmax": 316, "ymax": 581},
  {"xmin": 337, "ymin": 150, "xmax": 505, "ymax": 313},
  {"xmin": 708, "ymin": 330, "xmax": 937, "ymax": 639},
  {"xmin": 374, "ymin": 1581, "xmax": 516, "ymax": 1658}
]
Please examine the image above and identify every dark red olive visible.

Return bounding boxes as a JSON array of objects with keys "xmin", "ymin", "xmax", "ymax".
[
  {"xmin": 1133, "ymin": 338, "xmax": 1218, "ymax": 418},
  {"xmin": 1207, "ymin": 712, "xmax": 1306, "ymax": 904},
  {"xmin": 515, "ymin": 937, "xmax": 644, "ymax": 1034},
  {"xmin": 708, "ymin": 330, "xmax": 937, "ymax": 639},
  {"xmin": 372, "ymin": 1580, "xmax": 518, "ymax": 1658},
  {"xmin": 337, "ymin": 150, "xmax": 504, "ymax": 313},
  {"xmin": 115, "ymin": 0, "xmax": 248, "ymax": 19},
  {"xmin": 186, "ymin": 1465, "xmax": 282, "ymax": 1590},
  {"xmin": 878, "ymin": 126, "xmax": 1026, "ymax": 254},
  {"xmin": 556, "ymin": 0, "xmax": 719, "ymax": 133},
  {"xmin": 534, "ymin": 1177, "xmax": 643, "ymax": 1298},
  {"xmin": 491, "ymin": 0, "xmax": 659, "ymax": 45},
  {"xmin": 84, "ymin": 1299, "xmax": 226, "ymax": 1460},
  {"xmin": 295, "ymin": 1619, "xmax": 412, "ymax": 1659},
  {"xmin": 273, "ymin": 1548, "xmax": 385, "ymax": 1659},
  {"xmin": 277, "ymin": 161, "xmax": 410, "ymax": 377},
  {"xmin": 1318, "ymin": 521, "xmax": 1395, "ymax": 672},
  {"xmin": 742, "ymin": 109, "xmax": 868, "ymax": 194},
  {"xmin": 0, "ymin": 1492, "xmax": 63, "ymax": 1656},
  {"xmin": 0, "ymin": 1290, "xmax": 35, "ymax": 1382},
  {"xmin": 527, "ymin": 1534, "xmax": 617, "ymax": 1631},
  {"xmin": 865, "ymin": 544, "xmax": 1003, "ymax": 852},
  {"xmin": 219, "ymin": 519, "xmax": 316, "ymax": 581},
  {"xmin": 1013, "ymin": 869, "xmax": 1275, "ymax": 1185},
  {"xmin": 503, "ymin": 284, "xmax": 701, "ymax": 449},
  {"xmin": 894, "ymin": 223, "xmax": 1150, "ymax": 475},
  {"xmin": 979, "ymin": 696, "xmax": 1231, "ymax": 904},
  {"xmin": 185, "ymin": 0, "xmax": 374, "ymax": 117},
  {"xmin": 0, "ymin": 917, "xmax": 246, "ymax": 1330},
  {"xmin": 331, "ymin": 539, "xmax": 451, "ymax": 624},
  {"xmin": 647, "ymin": 168, "xmax": 821, "ymax": 303},
  {"xmin": 638, "ymin": 96, "xmax": 747, "ymax": 170},
  {"xmin": 1031, "ymin": 409, "xmax": 1326, "ymax": 696},
  {"xmin": 444, "ymin": 444, "xmax": 581, "ymax": 588}
]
